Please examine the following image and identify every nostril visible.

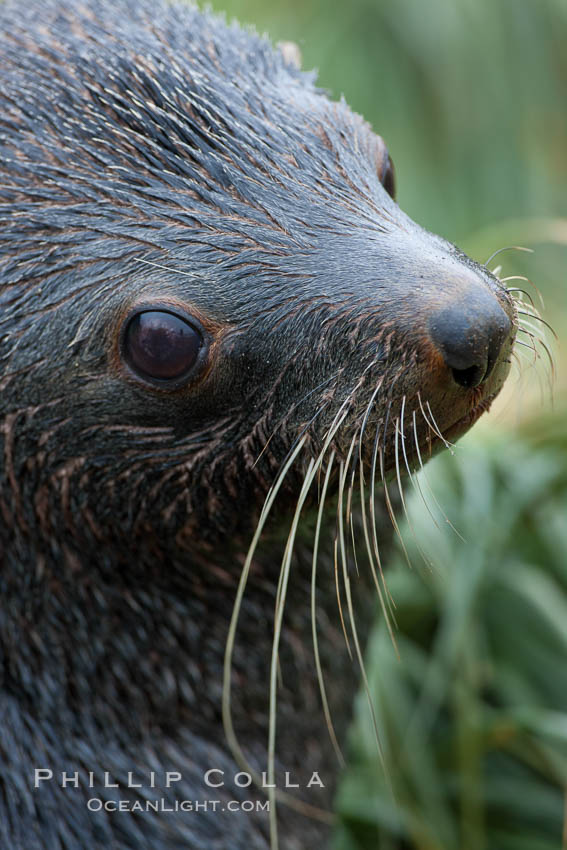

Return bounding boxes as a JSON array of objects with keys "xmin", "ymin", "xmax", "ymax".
[
  {"xmin": 451, "ymin": 364, "xmax": 486, "ymax": 388},
  {"xmin": 429, "ymin": 290, "xmax": 512, "ymax": 389}
]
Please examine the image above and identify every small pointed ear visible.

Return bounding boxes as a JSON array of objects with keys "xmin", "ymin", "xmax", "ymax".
[
  {"xmin": 277, "ymin": 41, "xmax": 302, "ymax": 70},
  {"xmin": 369, "ymin": 134, "xmax": 396, "ymax": 200}
]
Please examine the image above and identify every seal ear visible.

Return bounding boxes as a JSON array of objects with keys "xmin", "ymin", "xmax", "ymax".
[
  {"xmin": 277, "ymin": 41, "xmax": 302, "ymax": 70},
  {"xmin": 381, "ymin": 153, "xmax": 396, "ymax": 200},
  {"xmin": 368, "ymin": 133, "xmax": 396, "ymax": 200}
]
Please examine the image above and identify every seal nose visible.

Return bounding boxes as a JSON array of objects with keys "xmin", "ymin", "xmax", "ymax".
[{"xmin": 428, "ymin": 288, "xmax": 512, "ymax": 389}]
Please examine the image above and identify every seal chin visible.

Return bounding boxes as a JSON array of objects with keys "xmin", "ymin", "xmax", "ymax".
[{"xmin": 443, "ymin": 393, "xmax": 498, "ymax": 442}]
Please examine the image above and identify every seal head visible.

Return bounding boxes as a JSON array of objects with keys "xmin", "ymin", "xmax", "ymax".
[
  {"xmin": 0, "ymin": 0, "xmax": 515, "ymax": 562},
  {"xmin": 0, "ymin": 2, "xmax": 516, "ymax": 848}
]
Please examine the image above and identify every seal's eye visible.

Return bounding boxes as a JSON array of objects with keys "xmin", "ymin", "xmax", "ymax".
[
  {"xmin": 382, "ymin": 154, "xmax": 396, "ymax": 200},
  {"xmin": 123, "ymin": 310, "xmax": 203, "ymax": 383}
]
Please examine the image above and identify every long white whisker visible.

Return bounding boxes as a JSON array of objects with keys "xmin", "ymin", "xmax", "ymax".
[
  {"xmin": 425, "ymin": 398, "xmax": 455, "ymax": 453},
  {"xmin": 412, "ymin": 410, "xmax": 465, "ymax": 541},
  {"xmin": 341, "ymin": 515, "xmax": 392, "ymax": 788},
  {"xmin": 336, "ymin": 429, "xmax": 362, "ymax": 648},
  {"xmin": 400, "ymin": 405, "xmax": 440, "ymax": 530},
  {"xmin": 268, "ymin": 454, "xmax": 322, "ymax": 848},
  {"xmin": 484, "ymin": 245, "xmax": 533, "ymax": 266},
  {"xmin": 357, "ymin": 376, "xmax": 386, "ymax": 472},
  {"xmin": 310, "ymin": 450, "xmax": 345, "ymax": 767},
  {"xmin": 395, "ymin": 404, "xmax": 433, "ymax": 568},
  {"xmin": 222, "ymin": 436, "xmax": 308, "ymax": 792},
  {"xmin": 507, "ymin": 287, "xmax": 536, "ymax": 307},
  {"xmin": 222, "ymin": 437, "xmax": 335, "ymax": 826},
  {"xmin": 253, "ymin": 375, "xmax": 338, "ymax": 468},
  {"xmin": 369, "ymin": 410, "xmax": 398, "ymax": 623},
  {"xmin": 498, "ymin": 270, "xmax": 544, "ymax": 308},
  {"xmin": 517, "ymin": 308, "xmax": 557, "ymax": 340},
  {"xmin": 416, "ymin": 391, "xmax": 451, "ymax": 452},
  {"xmin": 358, "ymin": 453, "xmax": 398, "ymax": 654},
  {"xmin": 380, "ymin": 444, "xmax": 412, "ymax": 570}
]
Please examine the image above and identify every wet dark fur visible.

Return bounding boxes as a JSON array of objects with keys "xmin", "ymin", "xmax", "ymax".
[{"xmin": 0, "ymin": 1, "xmax": 517, "ymax": 848}]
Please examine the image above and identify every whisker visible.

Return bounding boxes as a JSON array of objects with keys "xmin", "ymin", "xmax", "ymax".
[
  {"xmin": 333, "ymin": 536, "xmax": 352, "ymax": 659},
  {"xmin": 411, "ymin": 410, "xmax": 425, "ymax": 473},
  {"xmin": 484, "ymin": 245, "xmax": 533, "ymax": 266},
  {"xmin": 517, "ymin": 326, "xmax": 556, "ymax": 395},
  {"xmin": 393, "ymin": 412, "xmax": 418, "ymax": 546},
  {"xmin": 517, "ymin": 321, "xmax": 556, "ymax": 373},
  {"xmin": 338, "ymin": 429, "xmax": 362, "ymax": 590},
  {"xmin": 134, "ymin": 256, "xmax": 204, "ymax": 278},
  {"xmin": 393, "ymin": 411, "xmax": 423, "ymax": 562},
  {"xmin": 425, "ymin": 400, "xmax": 455, "ymax": 453},
  {"xmin": 412, "ymin": 410, "xmax": 465, "ymax": 542},
  {"xmin": 501, "ymin": 274, "xmax": 532, "ymax": 283},
  {"xmin": 312, "ymin": 392, "xmax": 370, "ymax": 662},
  {"xmin": 517, "ymin": 326, "xmax": 541, "ymax": 348},
  {"xmin": 516, "ymin": 309, "xmax": 558, "ymax": 340},
  {"xmin": 358, "ymin": 453, "xmax": 399, "ymax": 654},
  {"xmin": 507, "ymin": 287, "xmax": 536, "ymax": 307},
  {"xmin": 341, "ymin": 512, "xmax": 393, "ymax": 793},
  {"xmin": 393, "ymin": 403, "xmax": 435, "ymax": 568},
  {"xmin": 253, "ymin": 373, "xmax": 339, "ymax": 468},
  {"xmin": 379, "ymin": 439, "xmax": 412, "ymax": 570},
  {"xmin": 335, "ymin": 456, "xmax": 355, "ymax": 658},
  {"xmin": 400, "ymin": 405, "xmax": 438, "ymax": 528},
  {"xmin": 497, "ymin": 271, "xmax": 545, "ymax": 308},
  {"xmin": 222, "ymin": 432, "xmax": 338, "ymax": 833},
  {"xmin": 345, "ymin": 429, "xmax": 362, "ymax": 577},
  {"xmin": 357, "ymin": 376, "xmax": 386, "ymax": 473},
  {"xmin": 347, "ymin": 475, "xmax": 361, "ymax": 579},
  {"xmin": 310, "ymin": 451, "xmax": 345, "ymax": 767},
  {"xmin": 515, "ymin": 338, "xmax": 539, "ymax": 361},
  {"xmin": 370, "ymin": 404, "xmax": 398, "ymax": 622},
  {"xmin": 268, "ymin": 454, "xmax": 322, "ymax": 848},
  {"xmin": 417, "ymin": 392, "xmax": 453, "ymax": 452},
  {"xmin": 222, "ymin": 437, "xmax": 309, "ymax": 817},
  {"xmin": 340, "ymin": 542, "xmax": 386, "ymax": 759},
  {"xmin": 417, "ymin": 392, "xmax": 441, "ymax": 449},
  {"xmin": 266, "ymin": 402, "xmax": 364, "ymax": 838},
  {"xmin": 254, "ymin": 402, "xmax": 328, "ymax": 481}
]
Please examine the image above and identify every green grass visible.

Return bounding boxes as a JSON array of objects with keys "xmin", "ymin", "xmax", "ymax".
[{"xmin": 333, "ymin": 411, "xmax": 567, "ymax": 849}]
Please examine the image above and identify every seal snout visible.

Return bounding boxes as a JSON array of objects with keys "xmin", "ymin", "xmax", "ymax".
[{"xmin": 428, "ymin": 288, "xmax": 513, "ymax": 389}]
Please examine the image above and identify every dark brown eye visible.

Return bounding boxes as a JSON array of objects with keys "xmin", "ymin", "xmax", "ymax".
[
  {"xmin": 123, "ymin": 310, "xmax": 203, "ymax": 383},
  {"xmin": 382, "ymin": 154, "xmax": 396, "ymax": 200}
]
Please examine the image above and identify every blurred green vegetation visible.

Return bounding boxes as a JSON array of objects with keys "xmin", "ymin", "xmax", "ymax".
[
  {"xmin": 204, "ymin": 1, "xmax": 566, "ymax": 847},
  {"xmin": 333, "ymin": 412, "xmax": 567, "ymax": 849}
]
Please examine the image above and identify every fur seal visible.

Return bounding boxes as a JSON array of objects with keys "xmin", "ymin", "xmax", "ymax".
[{"xmin": 0, "ymin": 1, "xmax": 517, "ymax": 848}]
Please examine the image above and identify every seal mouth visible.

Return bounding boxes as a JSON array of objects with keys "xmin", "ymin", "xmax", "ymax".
[
  {"xmin": 372, "ymin": 390, "xmax": 499, "ymax": 478},
  {"xmin": 443, "ymin": 393, "xmax": 498, "ymax": 442}
]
